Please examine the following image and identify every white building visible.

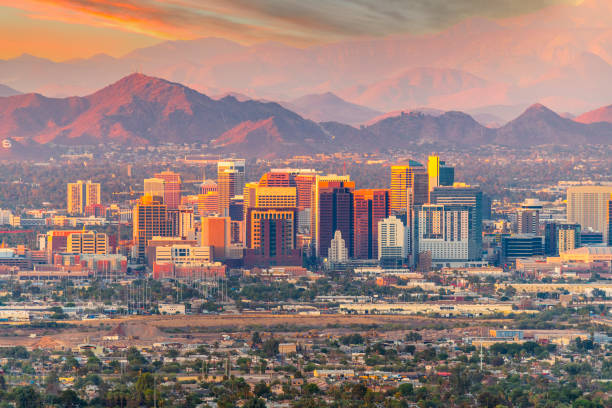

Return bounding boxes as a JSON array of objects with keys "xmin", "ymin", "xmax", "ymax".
[
  {"xmin": 418, "ymin": 204, "xmax": 475, "ymax": 263},
  {"xmin": 158, "ymin": 303, "xmax": 186, "ymax": 315},
  {"xmin": 378, "ymin": 215, "xmax": 409, "ymax": 260},
  {"xmin": 154, "ymin": 245, "xmax": 212, "ymax": 265},
  {"xmin": 328, "ymin": 230, "xmax": 348, "ymax": 263}
]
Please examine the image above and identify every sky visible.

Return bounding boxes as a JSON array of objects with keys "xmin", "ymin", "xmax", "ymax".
[{"xmin": 0, "ymin": 0, "xmax": 581, "ymax": 61}]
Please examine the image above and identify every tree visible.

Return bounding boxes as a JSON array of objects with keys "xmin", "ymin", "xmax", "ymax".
[
  {"xmin": 252, "ymin": 331, "xmax": 262, "ymax": 346},
  {"xmin": 12, "ymin": 386, "xmax": 41, "ymax": 408},
  {"xmin": 244, "ymin": 397, "xmax": 267, "ymax": 408},
  {"xmin": 58, "ymin": 389, "xmax": 83, "ymax": 408},
  {"xmin": 262, "ymin": 338, "xmax": 279, "ymax": 357},
  {"xmin": 45, "ymin": 371, "xmax": 61, "ymax": 395},
  {"xmin": 254, "ymin": 381, "xmax": 271, "ymax": 398}
]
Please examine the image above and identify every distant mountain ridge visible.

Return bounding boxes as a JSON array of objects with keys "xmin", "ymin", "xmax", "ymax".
[{"xmin": 2, "ymin": 74, "xmax": 612, "ymax": 160}]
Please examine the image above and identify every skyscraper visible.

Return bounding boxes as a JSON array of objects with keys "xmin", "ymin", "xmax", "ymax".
[
  {"xmin": 567, "ymin": 186, "xmax": 612, "ymax": 243},
  {"xmin": 353, "ymin": 189, "xmax": 390, "ymax": 259},
  {"xmin": 144, "ymin": 178, "xmax": 165, "ymax": 201},
  {"xmin": 430, "ymin": 185, "xmax": 483, "ymax": 260},
  {"xmin": 378, "ymin": 215, "xmax": 409, "ymax": 261},
  {"xmin": 218, "ymin": 169, "xmax": 237, "ymax": 216},
  {"xmin": 218, "ymin": 159, "xmax": 245, "ymax": 196},
  {"xmin": 133, "ymin": 195, "xmax": 168, "ymax": 263},
  {"xmin": 390, "ymin": 161, "xmax": 428, "ymax": 214},
  {"xmin": 201, "ymin": 216, "xmax": 231, "ymax": 261},
  {"xmin": 517, "ymin": 199, "xmax": 542, "ymax": 234},
  {"xmin": 154, "ymin": 171, "xmax": 182, "ymax": 209},
  {"xmin": 67, "ymin": 180, "xmax": 101, "ymax": 215},
  {"xmin": 312, "ymin": 176, "xmax": 354, "ymax": 258},
  {"xmin": 417, "ymin": 204, "xmax": 477, "ymax": 263},
  {"xmin": 427, "ymin": 155, "xmax": 454, "ymax": 196},
  {"xmin": 167, "ymin": 208, "xmax": 195, "ymax": 240}
]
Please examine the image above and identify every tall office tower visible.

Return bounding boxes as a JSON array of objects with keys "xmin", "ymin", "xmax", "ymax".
[
  {"xmin": 197, "ymin": 192, "xmax": 219, "ymax": 216},
  {"xmin": 314, "ymin": 179, "xmax": 355, "ymax": 258},
  {"xmin": 218, "ymin": 169, "xmax": 237, "ymax": 216},
  {"xmin": 517, "ymin": 199, "xmax": 542, "ymax": 234},
  {"xmin": 67, "ymin": 180, "xmax": 101, "ymax": 215},
  {"xmin": 229, "ymin": 196, "xmax": 244, "ymax": 221},
  {"xmin": 311, "ymin": 175, "xmax": 351, "ymax": 251},
  {"xmin": 567, "ymin": 186, "xmax": 612, "ymax": 243},
  {"xmin": 67, "ymin": 231, "xmax": 108, "ymax": 255},
  {"xmin": 417, "ymin": 204, "xmax": 477, "ymax": 262},
  {"xmin": 243, "ymin": 182, "xmax": 259, "ymax": 224},
  {"xmin": 246, "ymin": 208, "xmax": 297, "ymax": 250},
  {"xmin": 200, "ymin": 180, "xmax": 218, "ymax": 195},
  {"xmin": 167, "ymin": 208, "xmax": 194, "ymax": 239},
  {"xmin": 430, "ymin": 186, "xmax": 483, "ymax": 260},
  {"xmin": 258, "ymin": 169, "xmax": 318, "ymax": 210},
  {"xmin": 218, "ymin": 159, "xmax": 245, "ymax": 196},
  {"xmin": 144, "ymin": 178, "xmax": 165, "ymax": 201},
  {"xmin": 427, "ymin": 155, "xmax": 455, "ymax": 195},
  {"xmin": 378, "ymin": 215, "xmax": 409, "ymax": 260},
  {"xmin": 390, "ymin": 161, "xmax": 428, "ymax": 214},
  {"xmin": 154, "ymin": 171, "xmax": 182, "ymax": 209},
  {"xmin": 353, "ymin": 189, "xmax": 390, "ymax": 259},
  {"xmin": 133, "ymin": 195, "xmax": 168, "ymax": 263},
  {"xmin": 329, "ymin": 230, "xmax": 348, "ymax": 263},
  {"xmin": 201, "ymin": 216, "xmax": 231, "ymax": 261}
]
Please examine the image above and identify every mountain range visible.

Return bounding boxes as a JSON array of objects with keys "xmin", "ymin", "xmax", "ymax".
[
  {"xmin": 2, "ymin": 73, "xmax": 612, "ymax": 159},
  {"xmin": 2, "ymin": 0, "xmax": 612, "ymax": 116}
]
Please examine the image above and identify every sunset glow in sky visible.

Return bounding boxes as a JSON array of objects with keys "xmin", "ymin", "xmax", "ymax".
[{"xmin": 0, "ymin": 0, "xmax": 582, "ymax": 61}]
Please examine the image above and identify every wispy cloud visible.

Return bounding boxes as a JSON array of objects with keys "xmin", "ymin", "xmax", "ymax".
[{"xmin": 2, "ymin": 0, "xmax": 578, "ymax": 45}]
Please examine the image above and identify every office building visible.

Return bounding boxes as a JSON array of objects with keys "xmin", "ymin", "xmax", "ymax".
[
  {"xmin": 581, "ymin": 231, "xmax": 604, "ymax": 246},
  {"xmin": 390, "ymin": 161, "xmax": 428, "ymax": 214},
  {"xmin": 259, "ymin": 169, "xmax": 317, "ymax": 211},
  {"xmin": 545, "ymin": 222, "xmax": 582, "ymax": 256},
  {"xmin": 167, "ymin": 208, "xmax": 194, "ymax": 240},
  {"xmin": 67, "ymin": 231, "xmax": 108, "ymax": 255},
  {"xmin": 244, "ymin": 208, "xmax": 300, "ymax": 267},
  {"xmin": 517, "ymin": 199, "xmax": 542, "ymax": 234},
  {"xmin": 218, "ymin": 159, "xmax": 245, "ymax": 196},
  {"xmin": 427, "ymin": 155, "xmax": 454, "ymax": 196},
  {"xmin": 353, "ymin": 189, "xmax": 390, "ymax": 259},
  {"xmin": 417, "ymin": 204, "xmax": 477, "ymax": 262},
  {"xmin": 201, "ymin": 216, "xmax": 231, "ymax": 261},
  {"xmin": 567, "ymin": 186, "xmax": 612, "ymax": 243},
  {"xmin": 200, "ymin": 180, "xmax": 218, "ymax": 195},
  {"xmin": 67, "ymin": 180, "xmax": 100, "ymax": 215},
  {"xmin": 378, "ymin": 215, "xmax": 409, "ymax": 261},
  {"xmin": 329, "ymin": 230, "xmax": 348, "ymax": 263},
  {"xmin": 218, "ymin": 169, "xmax": 237, "ymax": 216},
  {"xmin": 197, "ymin": 192, "xmax": 219, "ymax": 215},
  {"xmin": 430, "ymin": 186, "xmax": 483, "ymax": 259},
  {"xmin": 144, "ymin": 178, "xmax": 165, "ymax": 201},
  {"xmin": 312, "ymin": 177, "xmax": 355, "ymax": 258},
  {"xmin": 256, "ymin": 187, "xmax": 297, "ymax": 209},
  {"xmin": 133, "ymin": 195, "xmax": 168, "ymax": 263},
  {"xmin": 154, "ymin": 171, "xmax": 182, "ymax": 209},
  {"xmin": 502, "ymin": 234, "xmax": 544, "ymax": 264}
]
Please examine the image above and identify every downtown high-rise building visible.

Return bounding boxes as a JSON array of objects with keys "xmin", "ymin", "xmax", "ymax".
[
  {"xmin": 67, "ymin": 180, "xmax": 101, "ymax": 215},
  {"xmin": 417, "ymin": 204, "xmax": 478, "ymax": 262},
  {"xmin": 218, "ymin": 159, "xmax": 245, "ymax": 196},
  {"xmin": 430, "ymin": 185, "xmax": 483, "ymax": 260},
  {"xmin": 567, "ymin": 186, "xmax": 612, "ymax": 243},
  {"xmin": 390, "ymin": 161, "xmax": 428, "ymax": 215},
  {"xmin": 133, "ymin": 195, "xmax": 168, "ymax": 263},
  {"xmin": 378, "ymin": 215, "xmax": 409, "ymax": 260},
  {"xmin": 218, "ymin": 169, "xmax": 237, "ymax": 216},
  {"xmin": 67, "ymin": 231, "xmax": 108, "ymax": 255},
  {"xmin": 353, "ymin": 189, "xmax": 390, "ymax": 259},
  {"xmin": 311, "ymin": 175, "xmax": 354, "ymax": 257},
  {"xmin": 427, "ymin": 155, "xmax": 454, "ymax": 197},
  {"xmin": 153, "ymin": 171, "xmax": 182, "ymax": 209}
]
